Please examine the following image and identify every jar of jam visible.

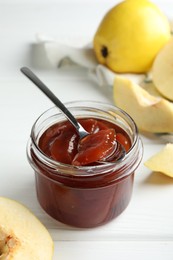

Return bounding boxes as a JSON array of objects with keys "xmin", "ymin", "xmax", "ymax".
[{"xmin": 27, "ymin": 101, "xmax": 143, "ymax": 228}]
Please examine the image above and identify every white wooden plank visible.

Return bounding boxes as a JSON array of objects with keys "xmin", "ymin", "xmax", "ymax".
[{"xmin": 54, "ymin": 241, "xmax": 173, "ymax": 260}]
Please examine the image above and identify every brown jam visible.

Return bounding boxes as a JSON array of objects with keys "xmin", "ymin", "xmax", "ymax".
[
  {"xmin": 27, "ymin": 103, "xmax": 142, "ymax": 228},
  {"xmin": 39, "ymin": 118, "xmax": 131, "ymax": 166}
]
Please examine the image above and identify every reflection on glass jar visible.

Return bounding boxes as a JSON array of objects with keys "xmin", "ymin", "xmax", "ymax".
[{"xmin": 27, "ymin": 101, "xmax": 143, "ymax": 228}]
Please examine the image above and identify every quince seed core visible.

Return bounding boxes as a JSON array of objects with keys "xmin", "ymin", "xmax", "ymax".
[{"xmin": 0, "ymin": 227, "xmax": 19, "ymax": 258}]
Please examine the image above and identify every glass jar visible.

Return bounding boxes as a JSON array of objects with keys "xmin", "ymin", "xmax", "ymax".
[{"xmin": 27, "ymin": 101, "xmax": 143, "ymax": 228}]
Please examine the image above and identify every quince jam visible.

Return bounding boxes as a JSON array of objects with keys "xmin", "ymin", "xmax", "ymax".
[
  {"xmin": 31, "ymin": 118, "xmax": 134, "ymax": 228},
  {"xmin": 28, "ymin": 103, "xmax": 143, "ymax": 228},
  {"xmin": 39, "ymin": 118, "xmax": 131, "ymax": 166}
]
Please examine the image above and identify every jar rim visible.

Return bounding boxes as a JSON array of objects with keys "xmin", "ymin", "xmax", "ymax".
[{"xmin": 28, "ymin": 100, "xmax": 143, "ymax": 177}]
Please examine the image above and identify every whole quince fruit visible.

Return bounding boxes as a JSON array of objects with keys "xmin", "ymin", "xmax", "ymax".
[{"xmin": 93, "ymin": 0, "xmax": 171, "ymax": 73}]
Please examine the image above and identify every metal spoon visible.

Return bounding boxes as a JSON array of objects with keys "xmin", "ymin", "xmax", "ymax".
[
  {"xmin": 20, "ymin": 67, "xmax": 126, "ymax": 162},
  {"xmin": 20, "ymin": 67, "xmax": 88, "ymax": 140}
]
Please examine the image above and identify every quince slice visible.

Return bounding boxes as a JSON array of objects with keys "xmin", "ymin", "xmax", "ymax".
[
  {"xmin": 0, "ymin": 197, "xmax": 53, "ymax": 260},
  {"xmin": 152, "ymin": 38, "xmax": 173, "ymax": 101},
  {"xmin": 113, "ymin": 76, "xmax": 173, "ymax": 133},
  {"xmin": 144, "ymin": 143, "xmax": 173, "ymax": 177}
]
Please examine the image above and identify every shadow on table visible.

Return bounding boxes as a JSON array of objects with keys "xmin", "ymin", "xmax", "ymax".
[{"xmin": 143, "ymin": 171, "xmax": 173, "ymax": 186}]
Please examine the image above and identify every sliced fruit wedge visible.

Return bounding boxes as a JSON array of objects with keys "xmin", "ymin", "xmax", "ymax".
[
  {"xmin": 113, "ymin": 75, "xmax": 173, "ymax": 133},
  {"xmin": 152, "ymin": 37, "xmax": 173, "ymax": 101},
  {"xmin": 144, "ymin": 143, "xmax": 173, "ymax": 177}
]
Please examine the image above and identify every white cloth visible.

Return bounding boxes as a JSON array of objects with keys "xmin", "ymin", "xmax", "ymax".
[{"xmin": 34, "ymin": 34, "xmax": 146, "ymax": 92}]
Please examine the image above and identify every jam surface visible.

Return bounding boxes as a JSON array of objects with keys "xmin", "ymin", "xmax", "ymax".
[{"xmin": 39, "ymin": 118, "xmax": 131, "ymax": 166}]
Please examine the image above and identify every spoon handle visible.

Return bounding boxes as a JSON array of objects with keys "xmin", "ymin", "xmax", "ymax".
[{"xmin": 20, "ymin": 67, "xmax": 86, "ymax": 136}]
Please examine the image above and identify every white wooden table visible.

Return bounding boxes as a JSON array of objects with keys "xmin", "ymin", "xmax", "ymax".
[{"xmin": 0, "ymin": 1, "xmax": 173, "ymax": 259}]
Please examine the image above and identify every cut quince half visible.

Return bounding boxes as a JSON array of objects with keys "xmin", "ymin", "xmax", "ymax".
[
  {"xmin": 0, "ymin": 197, "xmax": 53, "ymax": 260},
  {"xmin": 140, "ymin": 80, "xmax": 163, "ymax": 98},
  {"xmin": 152, "ymin": 37, "xmax": 173, "ymax": 101},
  {"xmin": 113, "ymin": 76, "xmax": 173, "ymax": 133},
  {"xmin": 144, "ymin": 143, "xmax": 173, "ymax": 177}
]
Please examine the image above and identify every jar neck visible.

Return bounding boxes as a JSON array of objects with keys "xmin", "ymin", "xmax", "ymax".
[{"xmin": 27, "ymin": 135, "xmax": 143, "ymax": 180}]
